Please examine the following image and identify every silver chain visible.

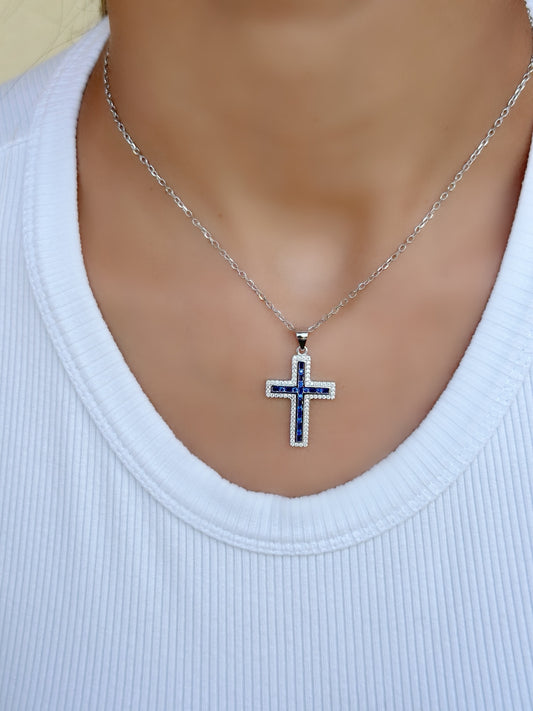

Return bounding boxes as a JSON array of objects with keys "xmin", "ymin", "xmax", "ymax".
[{"xmin": 103, "ymin": 9, "xmax": 533, "ymax": 335}]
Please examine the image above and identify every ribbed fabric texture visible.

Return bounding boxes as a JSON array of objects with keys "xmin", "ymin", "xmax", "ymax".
[{"xmin": 1, "ymin": 17, "xmax": 533, "ymax": 711}]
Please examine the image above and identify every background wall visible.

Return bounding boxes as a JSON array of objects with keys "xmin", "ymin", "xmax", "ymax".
[{"xmin": 0, "ymin": 0, "xmax": 101, "ymax": 82}]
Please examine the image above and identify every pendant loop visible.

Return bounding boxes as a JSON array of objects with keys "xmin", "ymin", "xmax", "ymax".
[{"xmin": 296, "ymin": 331, "xmax": 309, "ymax": 351}]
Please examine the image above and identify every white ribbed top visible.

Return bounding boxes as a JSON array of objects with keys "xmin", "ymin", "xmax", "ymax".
[{"xmin": 1, "ymin": 17, "xmax": 533, "ymax": 710}]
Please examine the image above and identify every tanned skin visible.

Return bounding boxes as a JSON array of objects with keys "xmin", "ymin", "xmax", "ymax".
[{"xmin": 77, "ymin": 0, "xmax": 533, "ymax": 495}]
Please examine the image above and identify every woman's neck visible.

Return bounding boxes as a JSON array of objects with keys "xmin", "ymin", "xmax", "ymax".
[{"xmin": 104, "ymin": 0, "xmax": 533, "ymax": 250}]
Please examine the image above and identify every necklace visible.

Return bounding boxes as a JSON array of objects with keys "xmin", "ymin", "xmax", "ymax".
[{"xmin": 103, "ymin": 18, "xmax": 533, "ymax": 448}]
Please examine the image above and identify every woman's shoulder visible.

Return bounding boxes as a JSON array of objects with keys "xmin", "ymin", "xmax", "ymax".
[
  {"xmin": 0, "ymin": 19, "xmax": 109, "ymax": 154},
  {"xmin": 0, "ymin": 55, "xmax": 66, "ymax": 152}
]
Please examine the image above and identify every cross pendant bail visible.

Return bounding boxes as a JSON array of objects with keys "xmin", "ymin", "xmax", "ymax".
[{"xmin": 296, "ymin": 331, "xmax": 309, "ymax": 351}]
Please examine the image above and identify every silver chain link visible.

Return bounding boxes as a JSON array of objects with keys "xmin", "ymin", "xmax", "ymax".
[{"xmin": 103, "ymin": 8, "xmax": 533, "ymax": 335}]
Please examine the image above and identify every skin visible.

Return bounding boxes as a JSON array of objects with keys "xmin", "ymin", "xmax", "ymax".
[{"xmin": 77, "ymin": 0, "xmax": 533, "ymax": 496}]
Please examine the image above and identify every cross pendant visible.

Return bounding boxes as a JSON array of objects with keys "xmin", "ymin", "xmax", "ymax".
[{"xmin": 266, "ymin": 352, "xmax": 336, "ymax": 447}]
